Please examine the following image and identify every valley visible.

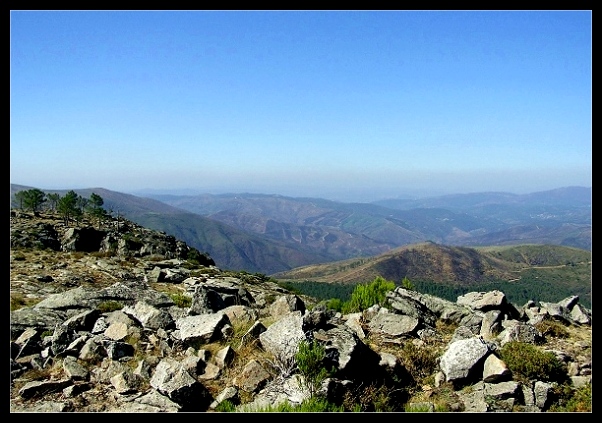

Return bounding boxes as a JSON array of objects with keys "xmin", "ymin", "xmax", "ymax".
[{"xmin": 10, "ymin": 184, "xmax": 591, "ymax": 308}]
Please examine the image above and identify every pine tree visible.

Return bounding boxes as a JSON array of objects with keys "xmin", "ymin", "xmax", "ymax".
[
  {"xmin": 57, "ymin": 190, "xmax": 80, "ymax": 225},
  {"xmin": 20, "ymin": 188, "xmax": 47, "ymax": 213}
]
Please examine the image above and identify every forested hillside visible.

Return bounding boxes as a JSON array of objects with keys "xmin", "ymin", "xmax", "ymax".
[{"xmin": 275, "ymin": 243, "xmax": 592, "ymax": 308}]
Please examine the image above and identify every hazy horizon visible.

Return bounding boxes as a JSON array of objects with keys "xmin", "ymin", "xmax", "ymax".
[
  {"xmin": 10, "ymin": 180, "xmax": 591, "ymax": 204},
  {"xmin": 10, "ymin": 11, "xmax": 592, "ymax": 203}
]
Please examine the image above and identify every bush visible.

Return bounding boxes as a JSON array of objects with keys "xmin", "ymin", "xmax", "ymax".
[
  {"xmin": 401, "ymin": 276, "xmax": 415, "ymax": 290},
  {"xmin": 549, "ymin": 382, "xmax": 592, "ymax": 412},
  {"xmin": 295, "ymin": 339, "xmax": 332, "ymax": 398},
  {"xmin": 170, "ymin": 293, "xmax": 192, "ymax": 308},
  {"xmin": 499, "ymin": 341, "xmax": 567, "ymax": 383},
  {"xmin": 341, "ymin": 276, "xmax": 396, "ymax": 314},
  {"xmin": 325, "ymin": 298, "xmax": 344, "ymax": 312},
  {"xmin": 534, "ymin": 319, "xmax": 569, "ymax": 339},
  {"xmin": 97, "ymin": 300, "xmax": 124, "ymax": 313}
]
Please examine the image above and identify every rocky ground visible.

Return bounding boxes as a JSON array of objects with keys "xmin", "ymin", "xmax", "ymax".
[{"xmin": 10, "ymin": 211, "xmax": 592, "ymax": 412}]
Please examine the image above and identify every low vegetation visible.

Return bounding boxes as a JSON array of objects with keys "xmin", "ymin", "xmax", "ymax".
[
  {"xmin": 96, "ymin": 300, "xmax": 124, "ymax": 313},
  {"xmin": 549, "ymin": 383, "xmax": 592, "ymax": 412},
  {"xmin": 341, "ymin": 276, "xmax": 395, "ymax": 313},
  {"xmin": 10, "ymin": 293, "xmax": 41, "ymax": 312},
  {"xmin": 534, "ymin": 319, "xmax": 570, "ymax": 339},
  {"xmin": 276, "ymin": 243, "xmax": 591, "ymax": 308},
  {"xmin": 295, "ymin": 340, "xmax": 332, "ymax": 398},
  {"xmin": 169, "ymin": 293, "xmax": 192, "ymax": 308},
  {"xmin": 243, "ymin": 397, "xmax": 346, "ymax": 412},
  {"xmin": 498, "ymin": 341, "xmax": 568, "ymax": 383}
]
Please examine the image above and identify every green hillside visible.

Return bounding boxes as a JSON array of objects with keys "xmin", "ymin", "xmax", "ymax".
[{"xmin": 273, "ymin": 243, "xmax": 591, "ymax": 308}]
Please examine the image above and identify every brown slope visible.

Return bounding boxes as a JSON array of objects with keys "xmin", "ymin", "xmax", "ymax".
[
  {"xmin": 271, "ymin": 242, "xmax": 591, "ymax": 286},
  {"xmin": 270, "ymin": 242, "xmax": 509, "ymax": 285}
]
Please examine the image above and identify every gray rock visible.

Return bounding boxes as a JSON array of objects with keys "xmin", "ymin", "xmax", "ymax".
[{"xmin": 440, "ymin": 337, "xmax": 491, "ymax": 383}]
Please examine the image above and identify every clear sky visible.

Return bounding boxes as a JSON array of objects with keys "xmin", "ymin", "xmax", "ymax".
[{"xmin": 10, "ymin": 10, "xmax": 592, "ymax": 202}]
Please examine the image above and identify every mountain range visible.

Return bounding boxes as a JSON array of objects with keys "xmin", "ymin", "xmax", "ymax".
[{"xmin": 10, "ymin": 184, "xmax": 591, "ymax": 277}]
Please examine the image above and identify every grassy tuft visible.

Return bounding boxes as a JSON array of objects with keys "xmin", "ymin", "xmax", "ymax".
[
  {"xmin": 97, "ymin": 300, "xmax": 124, "ymax": 313},
  {"xmin": 499, "ymin": 341, "xmax": 568, "ymax": 383}
]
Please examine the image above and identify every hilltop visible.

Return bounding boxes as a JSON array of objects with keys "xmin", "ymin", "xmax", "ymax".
[{"xmin": 10, "ymin": 209, "xmax": 592, "ymax": 412}]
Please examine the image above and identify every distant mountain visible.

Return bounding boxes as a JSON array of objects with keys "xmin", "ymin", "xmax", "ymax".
[
  {"xmin": 373, "ymin": 187, "xmax": 591, "ymax": 225},
  {"xmin": 10, "ymin": 184, "xmax": 591, "ymax": 275},
  {"xmin": 145, "ymin": 187, "xmax": 591, "ymax": 254},
  {"xmin": 9, "ymin": 185, "xmax": 330, "ymax": 274},
  {"xmin": 373, "ymin": 186, "xmax": 591, "ymax": 207}
]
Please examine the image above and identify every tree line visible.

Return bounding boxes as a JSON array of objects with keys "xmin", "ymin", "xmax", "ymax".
[
  {"xmin": 281, "ymin": 272, "xmax": 591, "ymax": 310},
  {"xmin": 12, "ymin": 188, "xmax": 107, "ymax": 225}
]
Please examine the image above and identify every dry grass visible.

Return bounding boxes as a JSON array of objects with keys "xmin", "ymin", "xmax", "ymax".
[{"xmin": 10, "ymin": 293, "xmax": 42, "ymax": 312}]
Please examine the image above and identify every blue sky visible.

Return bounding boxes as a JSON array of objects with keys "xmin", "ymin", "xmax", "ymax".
[{"xmin": 10, "ymin": 10, "xmax": 592, "ymax": 202}]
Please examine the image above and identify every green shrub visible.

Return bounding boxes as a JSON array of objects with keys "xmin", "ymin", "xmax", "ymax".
[
  {"xmin": 534, "ymin": 319, "xmax": 569, "ymax": 339},
  {"xmin": 401, "ymin": 276, "xmax": 415, "ymax": 290},
  {"xmin": 170, "ymin": 293, "xmax": 192, "ymax": 308},
  {"xmin": 325, "ymin": 298, "xmax": 344, "ymax": 312},
  {"xmin": 499, "ymin": 341, "xmax": 567, "ymax": 382},
  {"xmin": 341, "ymin": 276, "xmax": 396, "ymax": 314},
  {"xmin": 214, "ymin": 399, "xmax": 236, "ymax": 412},
  {"xmin": 549, "ymin": 382, "xmax": 592, "ymax": 412},
  {"xmin": 97, "ymin": 300, "xmax": 124, "ymax": 313},
  {"xmin": 295, "ymin": 339, "xmax": 332, "ymax": 398}
]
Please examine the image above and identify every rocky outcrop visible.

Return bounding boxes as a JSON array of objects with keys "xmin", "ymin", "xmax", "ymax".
[
  {"xmin": 10, "ymin": 270, "xmax": 592, "ymax": 412},
  {"xmin": 10, "ymin": 211, "xmax": 214, "ymax": 266},
  {"xmin": 10, "ymin": 212, "xmax": 592, "ymax": 412}
]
